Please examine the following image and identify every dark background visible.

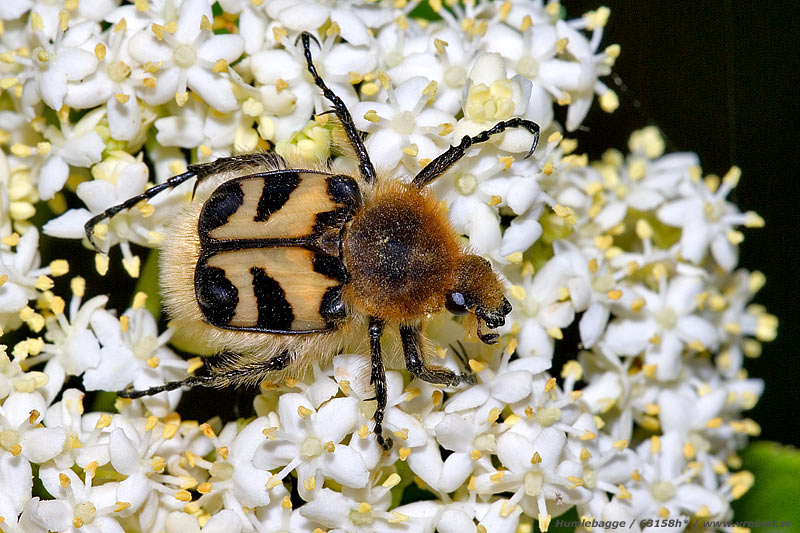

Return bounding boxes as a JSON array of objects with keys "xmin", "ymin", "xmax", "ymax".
[{"xmin": 569, "ymin": 1, "xmax": 799, "ymax": 447}]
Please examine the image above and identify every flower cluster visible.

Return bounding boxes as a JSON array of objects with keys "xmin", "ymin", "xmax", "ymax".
[{"xmin": 0, "ymin": 1, "xmax": 774, "ymax": 531}]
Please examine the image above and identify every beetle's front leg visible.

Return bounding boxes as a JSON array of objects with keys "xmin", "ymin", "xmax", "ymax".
[{"xmin": 400, "ymin": 325, "xmax": 475, "ymax": 386}]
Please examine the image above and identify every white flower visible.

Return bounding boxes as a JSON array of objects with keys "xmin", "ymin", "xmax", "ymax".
[
  {"xmin": 627, "ymin": 432, "xmax": 730, "ymax": 523},
  {"xmin": 34, "ymin": 107, "xmax": 106, "ymax": 200},
  {"xmin": 473, "ymin": 426, "xmax": 591, "ymax": 530},
  {"xmin": 483, "ymin": 19, "xmax": 563, "ymax": 130},
  {"xmin": 386, "ymin": 27, "xmax": 479, "ymax": 116},
  {"xmin": 264, "ymin": 0, "xmax": 371, "ymax": 47},
  {"xmin": 454, "ymin": 52, "xmax": 535, "ymax": 154},
  {"xmin": 44, "ymin": 151, "xmax": 182, "ymax": 274},
  {"xmin": 44, "ymin": 389, "xmax": 112, "ymax": 469},
  {"xmin": 505, "ymin": 258, "xmax": 576, "ymax": 363},
  {"xmin": 352, "ymin": 76, "xmax": 456, "ymax": 174},
  {"xmin": 83, "ymin": 306, "xmax": 187, "ymax": 416},
  {"xmin": 555, "ymin": 12, "xmax": 618, "ymax": 131},
  {"xmin": 0, "ymin": 391, "xmax": 66, "ymax": 514},
  {"xmin": 658, "ymin": 166, "xmax": 762, "ymax": 271},
  {"xmin": 0, "ymin": 227, "xmax": 52, "ymax": 333},
  {"xmin": 603, "ymin": 274, "xmax": 719, "ymax": 381},
  {"xmin": 255, "ymin": 392, "xmax": 368, "ymax": 501},
  {"xmin": 127, "ymin": 0, "xmax": 244, "ymax": 112},
  {"xmin": 15, "ymin": 17, "xmax": 102, "ymax": 116},
  {"xmin": 26, "ymin": 294, "xmax": 108, "ymax": 393},
  {"xmin": 38, "ymin": 462, "xmax": 123, "ymax": 533},
  {"xmin": 299, "ymin": 486, "xmax": 439, "ymax": 533}
]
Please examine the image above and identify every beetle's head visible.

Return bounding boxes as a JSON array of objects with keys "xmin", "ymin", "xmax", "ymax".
[{"xmin": 445, "ymin": 255, "xmax": 512, "ymax": 345}]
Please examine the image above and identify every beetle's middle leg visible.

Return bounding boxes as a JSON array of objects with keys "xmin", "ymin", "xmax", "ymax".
[{"xmin": 368, "ymin": 317, "xmax": 393, "ymax": 451}]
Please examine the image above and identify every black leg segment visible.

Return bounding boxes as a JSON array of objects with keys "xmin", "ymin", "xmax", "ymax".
[
  {"xmin": 117, "ymin": 350, "xmax": 293, "ymax": 399},
  {"xmin": 412, "ymin": 117, "xmax": 540, "ymax": 188},
  {"xmin": 368, "ymin": 316, "xmax": 392, "ymax": 450},
  {"xmin": 84, "ymin": 153, "xmax": 287, "ymax": 251},
  {"xmin": 299, "ymin": 32, "xmax": 377, "ymax": 184},
  {"xmin": 400, "ymin": 325, "xmax": 475, "ymax": 386}
]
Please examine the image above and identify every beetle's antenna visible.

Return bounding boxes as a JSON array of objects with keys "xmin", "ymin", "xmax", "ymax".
[
  {"xmin": 298, "ymin": 32, "xmax": 377, "ymax": 184},
  {"xmin": 412, "ymin": 118, "xmax": 540, "ymax": 188}
]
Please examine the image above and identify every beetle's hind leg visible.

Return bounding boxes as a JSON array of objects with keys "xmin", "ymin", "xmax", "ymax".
[
  {"xmin": 84, "ymin": 153, "xmax": 287, "ymax": 251},
  {"xmin": 400, "ymin": 325, "xmax": 476, "ymax": 386},
  {"xmin": 117, "ymin": 350, "xmax": 293, "ymax": 399}
]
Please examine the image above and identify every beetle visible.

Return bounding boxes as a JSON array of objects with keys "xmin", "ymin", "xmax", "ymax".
[{"xmin": 85, "ymin": 32, "xmax": 539, "ymax": 450}]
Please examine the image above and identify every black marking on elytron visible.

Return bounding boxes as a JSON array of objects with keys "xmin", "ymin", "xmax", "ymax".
[
  {"xmin": 251, "ymin": 267, "xmax": 294, "ymax": 331},
  {"xmin": 255, "ymin": 171, "xmax": 300, "ymax": 222},
  {"xmin": 319, "ymin": 285, "xmax": 347, "ymax": 328},
  {"xmin": 198, "ymin": 180, "xmax": 245, "ymax": 240},
  {"xmin": 312, "ymin": 252, "xmax": 349, "ymax": 283},
  {"xmin": 327, "ymin": 174, "xmax": 361, "ymax": 209},
  {"xmin": 195, "ymin": 264, "xmax": 238, "ymax": 327},
  {"xmin": 312, "ymin": 207, "xmax": 354, "ymax": 237}
]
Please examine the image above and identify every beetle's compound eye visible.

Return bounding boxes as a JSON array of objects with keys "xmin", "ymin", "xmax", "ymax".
[{"xmin": 445, "ymin": 291, "xmax": 470, "ymax": 315}]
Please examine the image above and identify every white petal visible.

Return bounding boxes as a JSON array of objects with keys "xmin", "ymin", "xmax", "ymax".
[
  {"xmin": 657, "ymin": 198, "xmax": 696, "ymax": 227},
  {"xmin": 187, "ymin": 67, "xmax": 238, "ymax": 112},
  {"xmin": 36, "ymin": 500, "xmax": 71, "ymax": 532},
  {"xmin": 37, "ymin": 155, "xmax": 69, "ymax": 200},
  {"xmin": 506, "ymin": 177, "xmax": 538, "ymax": 215},
  {"xmin": 3, "ymin": 392, "xmax": 47, "ymax": 427},
  {"xmin": 155, "ymin": 114, "xmax": 205, "ymax": 148},
  {"xmin": 469, "ymin": 53, "xmax": 506, "ymax": 85},
  {"xmin": 437, "ymin": 507, "xmax": 476, "ymax": 533},
  {"xmin": 320, "ymin": 445, "xmax": 369, "ymax": 488},
  {"xmin": 710, "ymin": 233, "xmax": 738, "ymax": 271},
  {"xmin": 197, "ymin": 34, "xmax": 244, "ymax": 64},
  {"xmin": 238, "ymin": 8, "xmax": 266, "ymax": 54},
  {"xmin": 678, "ymin": 218, "xmax": 711, "ymax": 264},
  {"xmin": 324, "ymin": 44, "xmax": 376, "ymax": 77},
  {"xmin": 55, "ymin": 48, "xmax": 98, "ymax": 81},
  {"xmin": 61, "ymin": 132, "xmax": 104, "ymax": 167},
  {"xmin": 499, "ymin": 216, "xmax": 542, "ymax": 256},
  {"xmin": 603, "ymin": 319, "xmax": 652, "ymax": 356},
  {"xmin": 63, "ymin": 73, "xmax": 113, "ymax": 108},
  {"xmin": 108, "ymin": 428, "xmax": 140, "ymax": 476},
  {"xmin": 489, "ymin": 370, "xmax": 532, "ymax": 404},
  {"xmin": 443, "ymin": 385, "xmax": 489, "ymax": 413},
  {"xmin": 330, "ymin": 8, "xmax": 370, "ymax": 46},
  {"xmin": 251, "ymin": 49, "xmax": 302, "ymax": 85},
  {"xmin": 579, "ymin": 302, "xmax": 609, "ymax": 348},
  {"xmin": 127, "ymin": 31, "xmax": 173, "ymax": 65},
  {"xmin": 174, "ymin": 0, "xmax": 210, "ymax": 44},
  {"xmin": 298, "ymin": 488, "xmax": 349, "ymax": 528},
  {"xmin": 278, "ymin": 3, "xmax": 330, "ymax": 31},
  {"xmin": 676, "ymin": 315, "xmax": 718, "ymax": 349},
  {"xmin": 438, "ymin": 452, "xmax": 473, "ymax": 493},
  {"xmin": 0, "ymin": 454, "xmax": 33, "ymax": 514},
  {"xmin": 517, "ymin": 320, "xmax": 553, "ymax": 359},
  {"xmin": 20, "ymin": 427, "xmax": 67, "ymax": 463},
  {"xmin": 364, "ymin": 129, "xmax": 403, "ymax": 170},
  {"xmin": 314, "ymin": 396, "xmax": 358, "ymax": 443},
  {"xmin": 202, "ymin": 510, "xmax": 243, "ymax": 533},
  {"xmin": 406, "ymin": 438, "xmax": 443, "ymax": 489},
  {"xmin": 107, "ymin": 88, "xmax": 141, "ymax": 141},
  {"xmin": 468, "ymin": 203, "xmax": 501, "ymax": 255}
]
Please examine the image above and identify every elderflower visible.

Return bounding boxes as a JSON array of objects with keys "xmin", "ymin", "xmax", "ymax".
[{"xmin": 0, "ymin": 1, "xmax": 774, "ymax": 531}]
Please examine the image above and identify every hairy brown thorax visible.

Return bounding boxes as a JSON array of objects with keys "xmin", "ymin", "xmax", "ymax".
[{"xmin": 342, "ymin": 181, "xmax": 461, "ymax": 322}]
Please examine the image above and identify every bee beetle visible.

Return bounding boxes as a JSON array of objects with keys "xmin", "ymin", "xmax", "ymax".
[{"xmin": 85, "ymin": 33, "xmax": 539, "ymax": 450}]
